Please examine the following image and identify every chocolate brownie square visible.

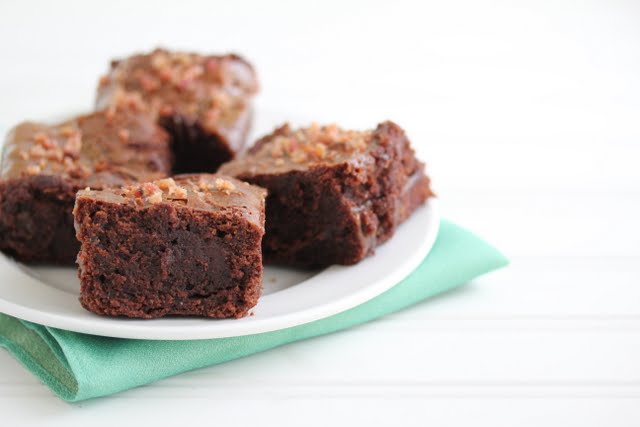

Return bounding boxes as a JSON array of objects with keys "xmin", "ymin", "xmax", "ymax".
[
  {"xmin": 96, "ymin": 48, "xmax": 259, "ymax": 173},
  {"xmin": 0, "ymin": 106, "xmax": 171, "ymax": 264},
  {"xmin": 220, "ymin": 121, "xmax": 434, "ymax": 268},
  {"xmin": 74, "ymin": 175, "xmax": 266, "ymax": 318}
]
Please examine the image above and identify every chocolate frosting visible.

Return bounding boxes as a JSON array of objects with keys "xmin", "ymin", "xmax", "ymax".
[{"xmin": 1, "ymin": 107, "xmax": 171, "ymax": 188}]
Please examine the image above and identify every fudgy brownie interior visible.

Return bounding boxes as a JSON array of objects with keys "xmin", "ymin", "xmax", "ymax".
[
  {"xmin": 74, "ymin": 175, "xmax": 266, "ymax": 318},
  {"xmin": 220, "ymin": 121, "xmax": 434, "ymax": 268}
]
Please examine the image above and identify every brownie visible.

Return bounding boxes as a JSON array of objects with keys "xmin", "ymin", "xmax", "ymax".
[
  {"xmin": 219, "ymin": 121, "xmax": 434, "ymax": 268},
  {"xmin": 0, "ymin": 106, "xmax": 171, "ymax": 264},
  {"xmin": 96, "ymin": 48, "xmax": 259, "ymax": 173},
  {"xmin": 74, "ymin": 175, "xmax": 266, "ymax": 318}
]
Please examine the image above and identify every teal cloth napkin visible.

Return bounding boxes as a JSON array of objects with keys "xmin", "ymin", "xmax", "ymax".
[{"xmin": 0, "ymin": 220, "xmax": 507, "ymax": 401}]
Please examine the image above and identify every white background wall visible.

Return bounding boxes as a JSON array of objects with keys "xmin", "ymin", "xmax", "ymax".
[{"xmin": 1, "ymin": 0, "xmax": 639, "ymax": 425}]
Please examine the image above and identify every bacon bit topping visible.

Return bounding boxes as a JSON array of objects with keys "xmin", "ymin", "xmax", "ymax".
[
  {"xmin": 25, "ymin": 165, "xmax": 41, "ymax": 175},
  {"xmin": 150, "ymin": 52, "xmax": 169, "ymax": 70},
  {"xmin": 156, "ymin": 177, "xmax": 174, "ymax": 191},
  {"xmin": 312, "ymin": 143, "xmax": 327, "ymax": 159},
  {"xmin": 265, "ymin": 124, "xmax": 369, "ymax": 164},
  {"xmin": 28, "ymin": 145, "xmax": 47, "ymax": 158},
  {"xmin": 157, "ymin": 68, "xmax": 174, "ymax": 83},
  {"xmin": 156, "ymin": 177, "xmax": 188, "ymax": 199},
  {"xmin": 63, "ymin": 157, "xmax": 75, "ymax": 170},
  {"xmin": 105, "ymin": 106, "xmax": 116, "ymax": 122},
  {"xmin": 98, "ymin": 75, "xmax": 110, "ymax": 87},
  {"xmin": 139, "ymin": 74, "xmax": 160, "ymax": 92},
  {"xmin": 141, "ymin": 182, "xmax": 160, "ymax": 195},
  {"xmin": 118, "ymin": 129, "xmax": 130, "ymax": 142},
  {"xmin": 60, "ymin": 125, "xmax": 76, "ymax": 137},
  {"xmin": 182, "ymin": 65, "xmax": 204, "ymax": 83},
  {"xmin": 197, "ymin": 178, "xmax": 212, "ymax": 191},
  {"xmin": 93, "ymin": 160, "xmax": 108, "ymax": 172},
  {"xmin": 62, "ymin": 133, "xmax": 82, "ymax": 156},
  {"xmin": 203, "ymin": 109, "xmax": 219, "ymax": 126},
  {"xmin": 205, "ymin": 58, "xmax": 220, "ymax": 76},
  {"xmin": 47, "ymin": 148, "xmax": 64, "ymax": 161},
  {"xmin": 19, "ymin": 123, "xmax": 85, "ymax": 177},
  {"xmin": 291, "ymin": 151, "xmax": 308, "ymax": 164},
  {"xmin": 33, "ymin": 132, "xmax": 49, "ymax": 145},
  {"xmin": 125, "ymin": 182, "xmax": 164, "ymax": 204},
  {"xmin": 146, "ymin": 190, "xmax": 163, "ymax": 204},
  {"xmin": 159, "ymin": 104, "xmax": 174, "ymax": 116},
  {"xmin": 101, "ymin": 50, "xmax": 256, "ymax": 133},
  {"xmin": 214, "ymin": 178, "xmax": 236, "ymax": 194},
  {"xmin": 171, "ymin": 186, "xmax": 188, "ymax": 199},
  {"xmin": 211, "ymin": 91, "xmax": 231, "ymax": 109}
]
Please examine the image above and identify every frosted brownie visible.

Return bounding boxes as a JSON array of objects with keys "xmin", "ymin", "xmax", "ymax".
[
  {"xmin": 74, "ymin": 175, "xmax": 266, "ymax": 318},
  {"xmin": 0, "ymin": 106, "xmax": 171, "ymax": 264},
  {"xmin": 96, "ymin": 48, "xmax": 258, "ymax": 173},
  {"xmin": 220, "ymin": 121, "xmax": 434, "ymax": 268}
]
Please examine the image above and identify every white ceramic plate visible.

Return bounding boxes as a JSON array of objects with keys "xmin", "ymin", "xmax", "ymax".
[
  {"xmin": 0, "ymin": 200, "xmax": 438, "ymax": 340},
  {"xmin": 0, "ymin": 110, "xmax": 439, "ymax": 339}
]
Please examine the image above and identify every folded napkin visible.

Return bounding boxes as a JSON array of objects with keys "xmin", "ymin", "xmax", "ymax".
[{"xmin": 0, "ymin": 220, "xmax": 507, "ymax": 401}]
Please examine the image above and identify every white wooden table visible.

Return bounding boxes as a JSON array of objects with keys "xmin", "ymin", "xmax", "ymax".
[{"xmin": 1, "ymin": 1, "xmax": 639, "ymax": 425}]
